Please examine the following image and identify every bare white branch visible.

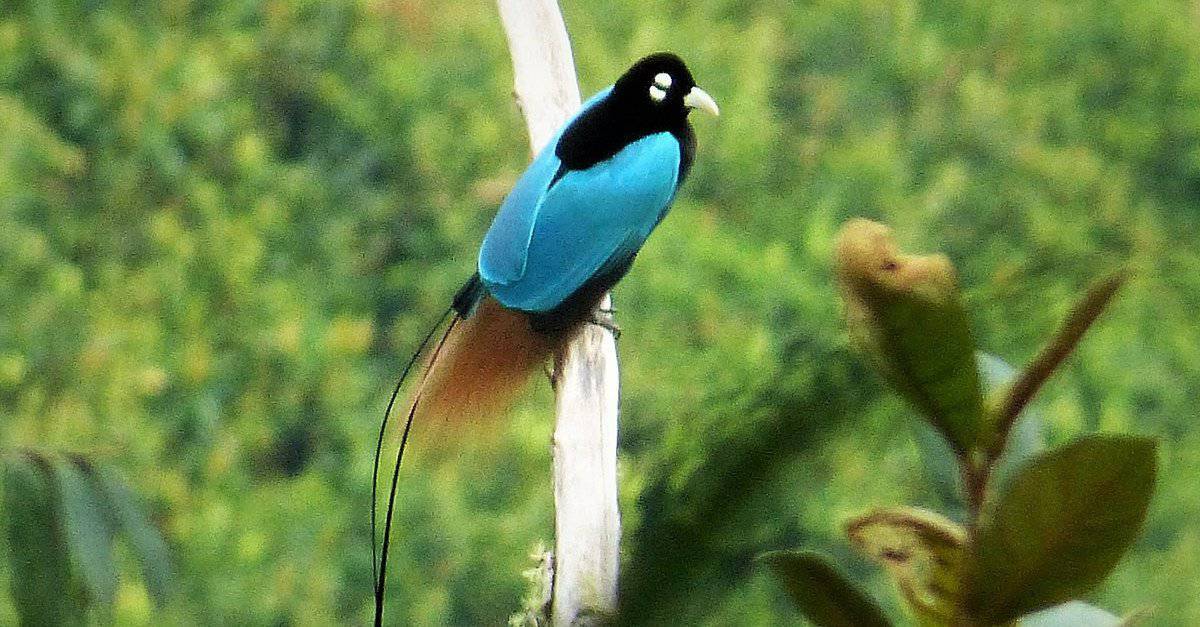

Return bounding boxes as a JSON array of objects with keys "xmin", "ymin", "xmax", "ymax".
[
  {"xmin": 496, "ymin": 1, "xmax": 621, "ymax": 624},
  {"xmin": 496, "ymin": 0, "xmax": 581, "ymax": 152}
]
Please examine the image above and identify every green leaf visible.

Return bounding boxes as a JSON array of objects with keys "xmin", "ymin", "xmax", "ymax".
[
  {"xmin": 965, "ymin": 435, "xmax": 1157, "ymax": 623},
  {"xmin": 912, "ymin": 420, "xmax": 963, "ymax": 511},
  {"xmin": 92, "ymin": 466, "xmax": 174, "ymax": 604},
  {"xmin": 1019, "ymin": 601, "xmax": 1122, "ymax": 627},
  {"xmin": 835, "ymin": 219, "xmax": 985, "ymax": 456},
  {"xmin": 914, "ymin": 353, "xmax": 1046, "ymax": 510},
  {"xmin": 845, "ymin": 507, "xmax": 965, "ymax": 625},
  {"xmin": 53, "ymin": 456, "xmax": 119, "ymax": 606},
  {"xmin": 2, "ymin": 453, "xmax": 86, "ymax": 625},
  {"xmin": 760, "ymin": 550, "xmax": 892, "ymax": 627}
]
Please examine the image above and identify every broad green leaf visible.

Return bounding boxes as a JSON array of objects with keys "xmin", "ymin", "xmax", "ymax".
[
  {"xmin": 845, "ymin": 507, "xmax": 965, "ymax": 625},
  {"xmin": 2, "ymin": 454, "xmax": 86, "ymax": 625},
  {"xmin": 93, "ymin": 466, "xmax": 175, "ymax": 604},
  {"xmin": 965, "ymin": 435, "xmax": 1157, "ymax": 623},
  {"xmin": 1019, "ymin": 601, "xmax": 1121, "ymax": 627},
  {"xmin": 835, "ymin": 219, "xmax": 985, "ymax": 456},
  {"xmin": 760, "ymin": 550, "xmax": 892, "ymax": 627},
  {"xmin": 54, "ymin": 456, "xmax": 119, "ymax": 606}
]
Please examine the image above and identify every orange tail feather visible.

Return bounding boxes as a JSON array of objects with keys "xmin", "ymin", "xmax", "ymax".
[{"xmin": 415, "ymin": 297, "xmax": 553, "ymax": 429}]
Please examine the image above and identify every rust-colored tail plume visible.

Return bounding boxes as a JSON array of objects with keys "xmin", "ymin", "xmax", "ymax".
[
  {"xmin": 416, "ymin": 297, "xmax": 553, "ymax": 429},
  {"xmin": 373, "ymin": 295, "xmax": 565, "ymax": 625}
]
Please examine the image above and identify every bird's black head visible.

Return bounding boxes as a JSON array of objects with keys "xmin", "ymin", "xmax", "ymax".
[
  {"xmin": 555, "ymin": 52, "xmax": 718, "ymax": 175},
  {"xmin": 610, "ymin": 52, "xmax": 720, "ymax": 129}
]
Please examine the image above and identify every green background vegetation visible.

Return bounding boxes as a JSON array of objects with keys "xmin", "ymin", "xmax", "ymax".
[{"xmin": 2, "ymin": 0, "xmax": 1198, "ymax": 623}]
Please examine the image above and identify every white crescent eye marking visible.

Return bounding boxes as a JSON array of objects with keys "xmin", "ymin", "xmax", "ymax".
[
  {"xmin": 649, "ymin": 85, "xmax": 667, "ymax": 102},
  {"xmin": 653, "ymin": 72, "xmax": 672, "ymax": 90}
]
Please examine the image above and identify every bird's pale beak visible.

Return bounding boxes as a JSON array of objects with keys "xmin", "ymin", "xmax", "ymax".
[{"xmin": 683, "ymin": 86, "xmax": 720, "ymax": 116}]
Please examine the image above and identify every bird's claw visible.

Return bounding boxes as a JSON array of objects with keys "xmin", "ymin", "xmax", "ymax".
[{"xmin": 588, "ymin": 309, "xmax": 621, "ymax": 340}]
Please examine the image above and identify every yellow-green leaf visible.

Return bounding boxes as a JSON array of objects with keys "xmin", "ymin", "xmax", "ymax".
[
  {"xmin": 835, "ymin": 219, "xmax": 985, "ymax": 456},
  {"xmin": 845, "ymin": 507, "xmax": 966, "ymax": 625}
]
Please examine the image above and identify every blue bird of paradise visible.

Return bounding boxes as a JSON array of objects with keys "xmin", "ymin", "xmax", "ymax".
[{"xmin": 372, "ymin": 52, "xmax": 717, "ymax": 624}]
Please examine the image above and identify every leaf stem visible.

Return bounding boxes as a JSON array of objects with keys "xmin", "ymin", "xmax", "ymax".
[
  {"xmin": 988, "ymin": 270, "xmax": 1127, "ymax": 463},
  {"xmin": 956, "ymin": 456, "xmax": 988, "ymax": 626},
  {"xmin": 961, "ymin": 463, "xmax": 986, "ymax": 521}
]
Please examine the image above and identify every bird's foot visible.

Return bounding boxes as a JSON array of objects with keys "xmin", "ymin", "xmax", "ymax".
[{"xmin": 587, "ymin": 309, "xmax": 621, "ymax": 340}]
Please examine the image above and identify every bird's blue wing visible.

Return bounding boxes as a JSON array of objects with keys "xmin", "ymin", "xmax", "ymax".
[
  {"xmin": 476, "ymin": 141, "xmax": 562, "ymax": 284},
  {"xmin": 479, "ymin": 131, "xmax": 681, "ymax": 312},
  {"xmin": 478, "ymin": 88, "xmax": 613, "ymax": 285}
]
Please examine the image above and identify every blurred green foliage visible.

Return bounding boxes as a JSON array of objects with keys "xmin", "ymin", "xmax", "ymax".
[
  {"xmin": 1, "ymin": 450, "xmax": 173, "ymax": 624},
  {"xmin": 1, "ymin": 0, "xmax": 1198, "ymax": 624}
]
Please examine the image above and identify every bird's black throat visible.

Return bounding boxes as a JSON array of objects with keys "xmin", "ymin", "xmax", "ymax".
[{"xmin": 552, "ymin": 96, "xmax": 696, "ymax": 188}]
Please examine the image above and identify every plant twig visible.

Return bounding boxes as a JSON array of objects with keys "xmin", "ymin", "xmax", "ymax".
[{"xmin": 989, "ymin": 270, "xmax": 1128, "ymax": 462}]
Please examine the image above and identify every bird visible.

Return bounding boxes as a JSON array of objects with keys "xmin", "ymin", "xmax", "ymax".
[{"xmin": 371, "ymin": 52, "xmax": 718, "ymax": 625}]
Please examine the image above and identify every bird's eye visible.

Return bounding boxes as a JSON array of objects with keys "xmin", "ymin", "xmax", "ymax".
[
  {"xmin": 653, "ymin": 72, "xmax": 673, "ymax": 90},
  {"xmin": 649, "ymin": 85, "xmax": 667, "ymax": 102}
]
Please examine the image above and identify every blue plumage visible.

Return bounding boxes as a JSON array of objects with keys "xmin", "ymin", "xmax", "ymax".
[
  {"xmin": 479, "ymin": 86, "xmax": 681, "ymax": 312},
  {"xmin": 476, "ymin": 88, "xmax": 613, "ymax": 292},
  {"xmin": 466, "ymin": 53, "xmax": 718, "ymax": 326}
]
